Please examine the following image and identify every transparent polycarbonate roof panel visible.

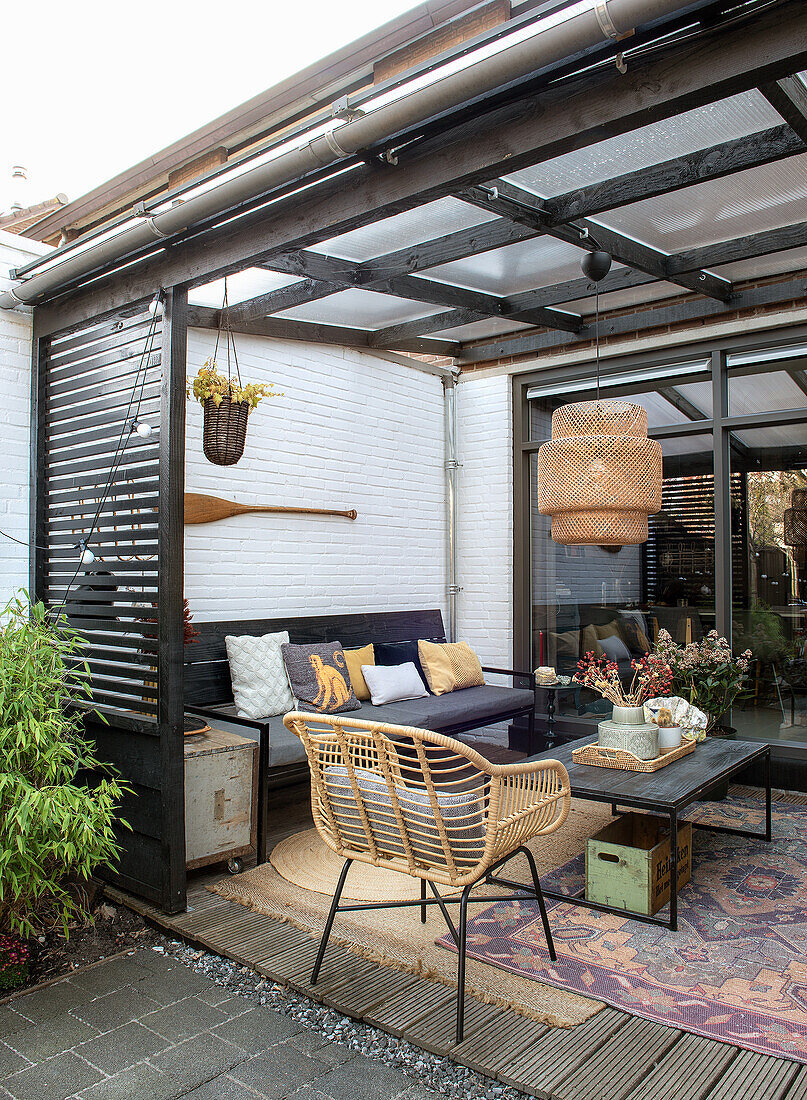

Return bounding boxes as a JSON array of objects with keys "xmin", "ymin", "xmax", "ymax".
[
  {"xmin": 728, "ymin": 371, "xmax": 807, "ymax": 417},
  {"xmin": 592, "ymin": 152, "xmax": 807, "ymax": 253},
  {"xmin": 189, "ymin": 268, "xmax": 301, "ymax": 307},
  {"xmin": 674, "ymin": 381, "xmax": 713, "ymax": 418},
  {"xmin": 307, "ymin": 198, "xmax": 497, "ymax": 262},
  {"xmin": 431, "ymin": 317, "xmax": 533, "ymax": 340},
  {"xmin": 562, "ymin": 280, "xmax": 684, "ymax": 315},
  {"xmin": 421, "ymin": 236, "xmax": 593, "ymax": 295},
  {"xmin": 657, "ymin": 433, "xmax": 714, "ymax": 457},
  {"xmin": 714, "ymin": 245, "xmax": 807, "ymax": 283},
  {"xmin": 733, "ymin": 423, "xmax": 807, "ymax": 449},
  {"xmin": 506, "ymin": 90, "xmax": 782, "ymax": 198},
  {"xmin": 628, "ymin": 390, "xmax": 691, "ymax": 429},
  {"xmin": 277, "ymin": 289, "xmax": 441, "ymax": 329}
]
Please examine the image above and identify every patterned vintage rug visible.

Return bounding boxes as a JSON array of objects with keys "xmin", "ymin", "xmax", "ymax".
[{"xmin": 438, "ymin": 797, "xmax": 807, "ymax": 1063}]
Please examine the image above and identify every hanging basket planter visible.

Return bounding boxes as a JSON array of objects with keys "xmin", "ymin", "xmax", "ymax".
[
  {"xmin": 537, "ymin": 400, "xmax": 663, "ymax": 546},
  {"xmin": 203, "ymin": 395, "xmax": 250, "ymax": 466},
  {"xmin": 188, "ymin": 277, "xmax": 280, "ymax": 467},
  {"xmin": 784, "ymin": 488, "xmax": 807, "ymax": 547}
]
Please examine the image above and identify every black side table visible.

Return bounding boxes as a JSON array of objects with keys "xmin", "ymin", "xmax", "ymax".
[{"xmin": 538, "ymin": 682, "xmax": 577, "ymax": 748}]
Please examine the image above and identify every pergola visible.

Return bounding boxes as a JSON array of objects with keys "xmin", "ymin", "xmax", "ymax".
[{"xmin": 11, "ymin": 0, "xmax": 807, "ymax": 910}]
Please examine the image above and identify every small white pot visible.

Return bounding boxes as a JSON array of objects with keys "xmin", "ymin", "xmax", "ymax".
[{"xmin": 658, "ymin": 726, "xmax": 683, "ymax": 751}]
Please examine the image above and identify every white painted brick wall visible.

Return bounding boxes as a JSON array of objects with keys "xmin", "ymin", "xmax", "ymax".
[
  {"xmin": 455, "ymin": 372, "xmax": 513, "ymax": 671},
  {"xmin": 184, "ymin": 329, "xmax": 449, "ymax": 626},
  {"xmin": 0, "ymin": 233, "xmax": 51, "ymax": 609}
]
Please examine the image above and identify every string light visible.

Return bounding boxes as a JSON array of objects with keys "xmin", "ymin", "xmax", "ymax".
[{"xmin": 76, "ymin": 538, "xmax": 95, "ymax": 565}]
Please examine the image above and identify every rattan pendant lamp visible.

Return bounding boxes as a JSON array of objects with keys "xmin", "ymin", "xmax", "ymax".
[
  {"xmin": 784, "ymin": 489, "xmax": 807, "ymax": 547},
  {"xmin": 537, "ymin": 250, "xmax": 663, "ymax": 546}
]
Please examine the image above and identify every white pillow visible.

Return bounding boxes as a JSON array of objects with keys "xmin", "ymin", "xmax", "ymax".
[
  {"xmin": 362, "ymin": 662, "xmax": 428, "ymax": 706},
  {"xmin": 598, "ymin": 634, "xmax": 631, "ymax": 663},
  {"xmin": 225, "ymin": 631, "xmax": 295, "ymax": 719}
]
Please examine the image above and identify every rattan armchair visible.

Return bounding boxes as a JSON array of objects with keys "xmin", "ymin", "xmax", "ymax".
[{"xmin": 283, "ymin": 711, "xmax": 571, "ymax": 1042}]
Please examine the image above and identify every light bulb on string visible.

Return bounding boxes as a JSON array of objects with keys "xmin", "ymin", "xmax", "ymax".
[
  {"xmin": 76, "ymin": 538, "xmax": 95, "ymax": 565},
  {"xmin": 130, "ymin": 419, "xmax": 153, "ymax": 438}
]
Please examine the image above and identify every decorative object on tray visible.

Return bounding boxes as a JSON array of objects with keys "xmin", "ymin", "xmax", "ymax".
[
  {"xmin": 654, "ymin": 706, "xmax": 682, "ymax": 751},
  {"xmin": 575, "ymin": 647, "xmax": 673, "ymax": 759},
  {"xmin": 644, "ymin": 696, "xmax": 707, "ymax": 745},
  {"xmin": 184, "ymin": 492, "xmax": 357, "ymax": 524},
  {"xmin": 572, "ymin": 734, "xmax": 696, "ymax": 772},
  {"xmin": 557, "ymin": 674, "xmax": 572, "ymax": 686},
  {"xmin": 188, "ymin": 278, "xmax": 281, "ymax": 466},
  {"xmin": 535, "ymin": 665, "xmax": 558, "ymax": 685},
  {"xmin": 653, "ymin": 629, "xmax": 751, "ymax": 735}
]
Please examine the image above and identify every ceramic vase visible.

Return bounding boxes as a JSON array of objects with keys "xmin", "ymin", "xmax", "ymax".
[
  {"xmin": 658, "ymin": 726, "xmax": 683, "ymax": 751},
  {"xmin": 598, "ymin": 705, "xmax": 659, "ymax": 760}
]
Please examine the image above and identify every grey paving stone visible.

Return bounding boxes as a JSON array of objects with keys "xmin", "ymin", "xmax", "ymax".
[
  {"xmin": 0, "ymin": 1042, "xmax": 29, "ymax": 1078},
  {"xmin": 181, "ymin": 1073, "xmax": 275, "ymax": 1099},
  {"xmin": 72, "ymin": 1062, "xmax": 180, "ymax": 1100},
  {"xmin": 133, "ymin": 965, "xmax": 213, "ymax": 1006},
  {"xmin": 317, "ymin": 1057, "xmax": 416, "ymax": 1100},
  {"xmin": 0, "ymin": 1009, "xmax": 32, "ymax": 1041},
  {"xmin": 147, "ymin": 1033, "xmax": 247, "ymax": 1093},
  {"xmin": 67, "ymin": 956, "xmax": 152, "ymax": 996},
  {"xmin": 10, "ymin": 981, "xmax": 93, "ymax": 1024},
  {"xmin": 3, "ymin": 1013, "xmax": 99, "ymax": 1062},
  {"xmin": 287, "ymin": 1031, "xmax": 355, "ymax": 1067},
  {"xmin": 211, "ymin": 1006, "xmax": 304, "ymax": 1053},
  {"xmin": 226, "ymin": 1055, "xmax": 295, "ymax": 1099},
  {"xmin": 3, "ymin": 1050, "xmax": 104, "ymax": 1100},
  {"xmin": 142, "ymin": 996, "xmax": 230, "ymax": 1042},
  {"xmin": 75, "ymin": 1020, "xmax": 171, "ymax": 1074},
  {"xmin": 71, "ymin": 986, "xmax": 161, "ymax": 1031},
  {"xmin": 257, "ymin": 1040, "xmax": 333, "ymax": 1082}
]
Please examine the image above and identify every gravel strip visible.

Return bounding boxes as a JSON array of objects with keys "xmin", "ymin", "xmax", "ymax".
[{"xmin": 158, "ymin": 939, "xmax": 524, "ymax": 1099}]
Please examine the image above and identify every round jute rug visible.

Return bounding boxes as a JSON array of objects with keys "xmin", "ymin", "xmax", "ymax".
[{"xmin": 269, "ymin": 828, "xmax": 462, "ymax": 902}]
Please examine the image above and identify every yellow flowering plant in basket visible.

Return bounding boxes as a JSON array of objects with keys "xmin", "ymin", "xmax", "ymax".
[{"xmin": 187, "ymin": 359, "xmax": 279, "ymax": 410}]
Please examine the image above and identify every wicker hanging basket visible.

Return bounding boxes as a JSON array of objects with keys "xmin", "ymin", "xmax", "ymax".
[
  {"xmin": 537, "ymin": 400, "xmax": 663, "ymax": 546},
  {"xmin": 202, "ymin": 396, "xmax": 250, "ymax": 466},
  {"xmin": 784, "ymin": 488, "xmax": 807, "ymax": 547}
]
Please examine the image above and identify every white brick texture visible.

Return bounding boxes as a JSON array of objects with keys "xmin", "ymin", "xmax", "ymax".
[
  {"xmin": 0, "ymin": 234, "xmax": 49, "ymax": 608},
  {"xmin": 184, "ymin": 329, "xmax": 449, "ymax": 625}
]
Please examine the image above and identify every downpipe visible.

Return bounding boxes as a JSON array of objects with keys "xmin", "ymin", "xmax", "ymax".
[
  {"xmin": 0, "ymin": 0, "xmax": 692, "ymax": 311},
  {"xmin": 444, "ymin": 378, "xmax": 462, "ymax": 642}
]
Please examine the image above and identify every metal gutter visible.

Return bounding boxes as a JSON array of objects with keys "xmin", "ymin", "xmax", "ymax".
[{"xmin": 0, "ymin": 0, "xmax": 693, "ymax": 312}]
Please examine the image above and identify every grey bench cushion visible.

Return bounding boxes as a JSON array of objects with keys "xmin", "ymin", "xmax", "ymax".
[
  {"xmin": 355, "ymin": 685, "xmax": 534, "ymax": 730},
  {"xmin": 323, "ymin": 765, "xmax": 486, "ymax": 868}
]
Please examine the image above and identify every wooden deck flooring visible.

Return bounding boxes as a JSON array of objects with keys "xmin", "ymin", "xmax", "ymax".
[{"xmin": 107, "ymin": 781, "xmax": 807, "ymax": 1100}]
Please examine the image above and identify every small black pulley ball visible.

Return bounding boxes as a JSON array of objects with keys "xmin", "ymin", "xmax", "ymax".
[{"xmin": 581, "ymin": 250, "xmax": 612, "ymax": 283}]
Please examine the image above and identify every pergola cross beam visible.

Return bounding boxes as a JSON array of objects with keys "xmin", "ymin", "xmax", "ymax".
[
  {"xmin": 760, "ymin": 76, "xmax": 807, "ymax": 143},
  {"xmin": 458, "ymin": 178, "xmax": 733, "ymax": 301}
]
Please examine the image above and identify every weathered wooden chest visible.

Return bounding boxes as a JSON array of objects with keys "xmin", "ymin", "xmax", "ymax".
[
  {"xmin": 586, "ymin": 812, "xmax": 692, "ymax": 915},
  {"xmin": 184, "ymin": 727, "xmax": 258, "ymax": 871}
]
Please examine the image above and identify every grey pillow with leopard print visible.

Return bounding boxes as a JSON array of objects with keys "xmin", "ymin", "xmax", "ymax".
[{"xmin": 281, "ymin": 641, "xmax": 361, "ymax": 714}]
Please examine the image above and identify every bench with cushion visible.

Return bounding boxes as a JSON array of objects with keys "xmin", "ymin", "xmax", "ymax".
[{"xmin": 184, "ymin": 609, "xmax": 535, "ymax": 862}]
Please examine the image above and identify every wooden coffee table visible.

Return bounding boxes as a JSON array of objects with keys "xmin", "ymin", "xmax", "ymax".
[{"xmin": 491, "ymin": 734, "xmax": 772, "ymax": 931}]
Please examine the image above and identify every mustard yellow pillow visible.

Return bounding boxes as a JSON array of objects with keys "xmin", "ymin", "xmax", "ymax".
[
  {"xmin": 343, "ymin": 644, "xmax": 374, "ymax": 701},
  {"xmin": 418, "ymin": 640, "xmax": 484, "ymax": 695}
]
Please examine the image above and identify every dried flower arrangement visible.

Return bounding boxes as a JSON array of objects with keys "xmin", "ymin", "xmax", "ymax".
[
  {"xmin": 575, "ymin": 650, "xmax": 673, "ymax": 708},
  {"xmin": 653, "ymin": 629, "xmax": 751, "ymax": 731}
]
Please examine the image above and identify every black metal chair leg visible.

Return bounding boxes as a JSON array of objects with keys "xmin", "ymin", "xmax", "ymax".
[
  {"xmin": 456, "ymin": 882, "xmax": 473, "ymax": 1045},
  {"xmin": 311, "ymin": 858, "xmax": 352, "ymax": 984},
  {"xmin": 420, "ymin": 879, "xmax": 427, "ymax": 924},
  {"xmin": 519, "ymin": 846, "xmax": 557, "ymax": 962}
]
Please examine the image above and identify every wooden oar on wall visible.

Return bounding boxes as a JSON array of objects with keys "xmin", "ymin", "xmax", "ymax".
[{"xmin": 184, "ymin": 492, "xmax": 357, "ymax": 525}]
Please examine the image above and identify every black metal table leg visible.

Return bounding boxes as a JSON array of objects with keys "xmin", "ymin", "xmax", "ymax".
[
  {"xmin": 546, "ymin": 691, "xmax": 555, "ymax": 748},
  {"xmin": 669, "ymin": 810, "xmax": 678, "ymax": 932},
  {"xmin": 765, "ymin": 747, "xmax": 772, "ymax": 842}
]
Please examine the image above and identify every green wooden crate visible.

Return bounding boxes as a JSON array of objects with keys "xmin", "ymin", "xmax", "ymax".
[{"xmin": 585, "ymin": 813, "xmax": 692, "ymax": 915}]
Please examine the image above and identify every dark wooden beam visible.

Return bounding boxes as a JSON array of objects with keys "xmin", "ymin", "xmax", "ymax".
[
  {"xmin": 260, "ymin": 249, "xmax": 581, "ymax": 331},
  {"xmin": 186, "ymin": 302, "xmax": 458, "ymax": 353},
  {"xmin": 359, "ymin": 219, "xmax": 541, "ymax": 280},
  {"xmin": 760, "ymin": 75, "xmax": 807, "ymax": 143},
  {"xmin": 542, "ymin": 125, "xmax": 805, "ymax": 225},
  {"xmin": 668, "ymin": 221, "xmax": 807, "ymax": 275},
  {"xmin": 658, "ymin": 387, "xmax": 710, "ymax": 422},
  {"xmin": 457, "ymin": 274, "xmax": 807, "ymax": 364},
  {"xmin": 459, "ymin": 178, "xmax": 733, "ymax": 300},
  {"xmin": 226, "ymin": 278, "xmax": 344, "ymax": 324},
  {"xmin": 33, "ymin": 0, "xmax": 807, "ymax": 337},
  {"xmin": 787, "ymin": 368, "xmax": 807, "ymax": 398}
]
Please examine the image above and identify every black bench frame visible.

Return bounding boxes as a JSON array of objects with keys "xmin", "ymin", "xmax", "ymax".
[{"xmin": 184, "ymin": 609, "xmax": 535, "ymax": 863}]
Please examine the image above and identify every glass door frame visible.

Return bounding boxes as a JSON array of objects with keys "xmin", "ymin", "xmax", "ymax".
[{"xmin": 512, "ymin": 323, "xmax": 807, "ymax": 675}]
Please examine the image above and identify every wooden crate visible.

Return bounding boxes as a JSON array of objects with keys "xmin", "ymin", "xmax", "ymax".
[
  {"xmin": 585, "ymin": 813, "xmax": 692, "ymax": 915},
  {"xmin": 184, "ymin": 726, "xmax": 258, "ymax": 870}
]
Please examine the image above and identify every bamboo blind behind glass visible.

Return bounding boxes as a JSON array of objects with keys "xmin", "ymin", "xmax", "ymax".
[{"xmin": 43, "ymin": 307, "xmax": 162, "ymax": 717}]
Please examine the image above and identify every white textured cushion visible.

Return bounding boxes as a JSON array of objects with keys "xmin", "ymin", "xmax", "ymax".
[
  {"xmin": 362, "ymin": 662, "xmax": 428, "ymax": 706},
  {"xmin": 225, "ymin": 631, "xmax": 295, "ymax": 719}
]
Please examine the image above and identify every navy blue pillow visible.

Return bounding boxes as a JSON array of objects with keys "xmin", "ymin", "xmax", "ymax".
[{"xmin": 373, "ymin": 639, "xmax": 438, "ymax": 694}]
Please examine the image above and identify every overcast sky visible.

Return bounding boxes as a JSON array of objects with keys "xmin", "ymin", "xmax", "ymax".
[{"xmin": 0, "ymin": 0, "xmax": 419, "ymax": 213}]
